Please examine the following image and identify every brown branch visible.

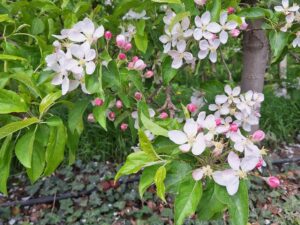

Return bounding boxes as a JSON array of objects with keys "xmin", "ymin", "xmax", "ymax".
[
  {"xmin": 158, "ymin": 86, "xmax": 178, "ymax": 118},
  {"xmin": 147, "ymin": 81, "xmax": 163, "ymax": 104}
]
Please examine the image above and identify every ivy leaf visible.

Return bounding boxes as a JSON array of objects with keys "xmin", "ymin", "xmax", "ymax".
[
  {"xmin": 174, "ymin": 177, "xmax": 202, "ymax": 225},
  {"xmin": 139, "ymin": 165, "xmax": 160, "ymax": 198},
  {"xmin": 269, "ymin": 31, "xmax": 289, "ymax": 64},
  {"xmin": 215, "ymin": 180, "xmax": 249, "ymax": 225},
  {"xmin": 154, "ymin": 166, "xmax": 167, "ymax": 202},
  {"xmin": 0, "ymin": 89, "xmax": 28, "ymax": 114},
  {"xmin": 140, "ymin": 112, "xmax": 168, "ymax": 137}
]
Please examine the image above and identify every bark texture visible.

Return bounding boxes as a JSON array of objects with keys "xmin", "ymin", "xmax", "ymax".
[{"xmin": 241, "ymin": 19, "xmax": 269, "ymax": 93}]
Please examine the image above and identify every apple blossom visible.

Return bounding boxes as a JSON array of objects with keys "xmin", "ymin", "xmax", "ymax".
[
  {"xmin": 274, "ymin": 0, "xmax": 299, "ymax": 15},
  {"xmin": 87, "ymin": 113, "xmax": 95, "ymax": 123},
  {"xmin": 213, "ymin": 151, "xmax": 259, "ymax": 195},
  {"xmin": 208, "ymin": 95, "xmax": 230, "ymax": 117},
  {"xmin": 108, "ymin": 111, "xmax": 116, "ymax": 121},
  {"xmin": 230, "ymin": 28, "xmax": 240, "ymax": 37},
  {"xmin": 168, "ymin": 119, "xmax": 207, "ymax": 155},
  {"xmin": 227, "ymin": 7, "xmax": 235, "ymax": 14},
  {"xmin": 116, "ymin": 34, "xmax": 127, "ymax": 48},
  {"xmin": 229, "ymin": 123, "xmax": 239, "ymax": 132},
  {"xmin": 219, "ymin": 12, "xmax": 238, "ymax": 44},
  {"xmin": 168, "ymin": 40, "xmax": 193, "ymax": 69},
  {"xmin": 120, "ymin": 123, "xmax": 128, "ymax": 131},
  {"xmin": 292, "ymin": 31, "xmax": 300, "ymax": 48},
  {"xmin": 124, "ymin": 42, "xmax": 132, "ymax": 51},
  {"xmin": 198, "ymin": 39, "xmax": 221, "ymax": 63},
  {"xmin": 193, "ymin": 11, "xmax": 221, "ymax": 41},
  {"xmin": 144, "ymin": 70, "xmax": 154, "ymax": 78},
  {"xmin": 68, "ymin": 18, "xmax": 104, "ymax": 45},
  {"xmin": 194, "ymin": 0, "xmax": 206, "ymax": 6},
  {"xmin": 265, "ymin": 176, "xmax": 280, "ymax": 188},
  {"xmin": 192, "ymin": 165, "xmax": 213, "ymax": 181},
  {"xmin": 123, "ymin": 9, "xmax": 149, "ymax": 20},
  {"xmin": 116, "ymin": 100, "xmax": 123, "ymax": 109},
  {"xmin": 128, "ymin": 58, "xmax": 147, "ymax": 71},
  {"xmin": 240, "ymin": 17, "xmax": 248, "ymax": 30},
  {"xmin": 280, "ymin": 13, "xmax": 295, "ymax": 32}
]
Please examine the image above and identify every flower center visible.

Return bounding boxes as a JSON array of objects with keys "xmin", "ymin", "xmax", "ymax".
[{"xmin": 237, "ymin": 170, "xmax": 247, "ymax": 179}]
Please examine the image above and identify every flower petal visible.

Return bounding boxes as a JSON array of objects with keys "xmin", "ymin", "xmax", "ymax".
[
  {"xmin": 168, "ymin": 130, "xmax": 188, "ymax": 144},
  {"xmin": 228, "ymin": 151, "xmax": 241, "ymax": 170},
  {"xmin": 192, "ymin": 133, "xmax": 206, "ymax": 155},
  {"xmin": 192, "ymin": 168, "xmax": 204, "ymax": 181},
  {"xmin": 179, "ymin": 143, "xmax": 191, "ymax": 152},
  {"xmin": 226, "ymin": 178, "xmax": 239, "ymax": 195},
  {"xmin": 85, "ymin": 61, "xmax": 96, "ymax": 75},
  {"xmin": 183, "ymin": 119, "xmax": 198, "ymax": 137},
  {"xmin": 207, "ymin": 22, "xmax": 222, "ymax": 33}
]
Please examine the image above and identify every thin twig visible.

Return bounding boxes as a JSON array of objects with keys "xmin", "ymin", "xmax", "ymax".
[
  {"xmin": 219, "ymin": 48, "xmax": 233, "ymax": 81},
  {"xmin": 147, "ymin": 81, "xmax": 163, "ymax": 104},
  {"xmin": 158, "ymin": 86, "xmax": 178, "ymax": 118}
]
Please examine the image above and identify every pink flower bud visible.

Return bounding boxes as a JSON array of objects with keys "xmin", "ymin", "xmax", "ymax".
[
  {"xmin": 108, "ymin": 111, "xmax": 115, "ymax": 121},
  {"xmin": 134, "ymin": 92, "xmax": 143, "ymax": 101},
  {"xmin": 252, "ymin": 130, "xmax": 265, "ymax": 142},
  {"xmin": 93, "ymin": 98, "xmax": 104, "ymax": 106},
  {"xmin": 227, "ymin": 7, "xmax": 235, "ymax": 14},
  {"xmin": 215, "ymin": 118, "xmax": 222, "ymax": 126},
  {"xmin": 132, "ymin": 56, "xmax": 139, "ymax": 63},
  {"xmin": 230, "ymin": 28, "xmax": 240, "ymax": 37},
  {"xmin": 120, "ymin": 123, "xmax": 128, "ymax": 131},
  {"xmin": 116, "ymin": 35, "xmax": 126, "ymax": 48},
  {"xmin": 160, "ymin": 112, "xmax": 168, "ymax": 119},
  {"xmin": 229, "ymin": 123, "xmax": 238, "ymax": 132},
  {"xmin": 118, "ymin": 53, "xmax": 126, "ymax": 60},
  {"xmin": 240, "ymin": 22, "xmax": 248, "ymax": 30},
  {"xmin": 124, "ymin": 42, "xmax": 132, "ymax": 51},
  {"xmin": 265, "ymin": 176, "xmax": 280, "ymax": 188},
  {"xmin": 187, "ymin": 103, "xmax": 197, "ymax": 113},
  {"xmin": 87, "ymin": 113, "xmax": 95, "ymax": 123},
  {"xmin": 256, "ymin": 159, "xmax": 264, "ymax": 169},
  {"xmin": 104, "ymin": 31, "xmax": 112, "ymax": 40},
  {"xmin": 128, "ymin": 62, "xmax": 134, "ymax": 69},
  {"xmin": 144, "ymin": 70, "xmax": 154, "ymax": 78},
  {"xmin": 116, "ymin": 100, "xmax": 123, "ymax": 109}
]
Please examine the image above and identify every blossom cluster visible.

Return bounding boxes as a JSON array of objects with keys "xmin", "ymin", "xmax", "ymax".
[
  {"xmin": 159, "ymin": 9, "xmax": 247, "ymax": 68},
  {"xmin": 168, "ymin": 85, "xmax": 266, "ymax": 195},
  {"xmin": 45, "ymin": 18, "xmax": 104, "ymax": 95},
  {"xmin": 274, "ymin": 0, "xmax": 300, "ymax": 47}
]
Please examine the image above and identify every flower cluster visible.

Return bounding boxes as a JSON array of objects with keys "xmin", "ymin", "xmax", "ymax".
[
  {"xmin": 159, "ymin": 9, "xmax": 246, "ymax": 67},
  {"xmin": 45, "ymin": 18, "xmax": 104, "ymax": 95},
  {"xmin": 168, "ymin": 85, "xmax": 267, "ymax": 195},
  {"xmin": 274, "ymin": 0, "xmax": 300, "ymax": 47}
]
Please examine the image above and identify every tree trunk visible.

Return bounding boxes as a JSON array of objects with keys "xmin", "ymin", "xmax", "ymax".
[{"xmin": 241, "ymin": 19, "xmax": 269, "ymax": 93}]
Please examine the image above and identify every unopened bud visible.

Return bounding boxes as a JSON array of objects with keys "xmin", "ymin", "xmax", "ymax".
[{"xmin": 187, "ymin": 103, "xmax": 197, "ymax": 113}]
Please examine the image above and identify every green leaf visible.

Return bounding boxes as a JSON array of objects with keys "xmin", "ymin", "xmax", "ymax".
[
  {"xmin": 31, "ymin": 17, "xmax": 45, "ymax": 35},
  {"xmin": 154, "ymin": 166, "xmax": 167, "ymax": 202},
  {"xmin": 0, "ymin": 117, "xmax": 40, "ymax": 140},
  {"xmin": 182, "ymin": 0, "xmax": 199, "ymax": 15},
  {"xmin": 39, "ymin": 91, "xmax": 62, "ymax": 115},
  {"xmin": 134, "ymin": 34, "xmax": 148, "ymax": 53},
  {"xmin": 115, "ymin": 151, "xmax": 154, "ymax": 181},
  {"xmin": 67, "ymin": 128, "xmax": 80, "ymax": 165},
  {"xmin": 174, "ymin": 177, "xmax": 202, "ymax": 225},
  {"xmin": 0, "ymin": 54, "xmax": 27, "ymax": 61},
  {"xmin": 152, "ymin": 0, "xmax": 181, "ymax": 4},
  {"xmin": 0, "ymin": 135, "xmax": 12, "ymax": 195},
  {"xmin": 0, "ymin": 89, "xmax": 28, "ymax": 114},
  {"xmin": 138, "ymin": 129, "xmax": 159, "ymax": 160},
  {"xmin": 128, "ymin": 70, "xmax": 144, "ymax": 91},
  {"xmin": 68, "ymin": 100, "xmax": 89, "ymax": 134},
  {"xmin": 26, "ymin": 140, "xmax": 45, "ymax": 183},
  {"xmin": 15, "ymin": 129, "xmax": 36, "ymax": 168},
  {"xmin": 162, "ymin": 57, "xmax": 178, "ymax": 85},
  {"xmin": 0, "ymin": 14, "xmax": 14, "ymax": 23},
  {"xmin": 140, "ymin": 113, "xmax": 168, "ymax": 137},
  {"xmin": 197, "ymin": 181, "xmax": 226, "ymax": 221},
  {"xmin": 238, "ymin": 7, "xmax": 272, "ymax": 19},
  {"xmin": 93, "ymin": 106, "xmax": 107, "ymax": 131},
  {"xmin": 139, "ymin": 165, "xmax": 160, "ymax": 198},
  {"xmin": 215, "ymin": 181, "xmax": 249, "ymax": 225},
  {"xmin": 269, "ymin": 31, "xmax": 289, "ymax": 63},
  {"xmin": 207, "ymin": 0, "xmax": 221, "ymax": 21},
  {"xmin": 43, "ymin": 118, "xmax": 67, "ymax": 176}
]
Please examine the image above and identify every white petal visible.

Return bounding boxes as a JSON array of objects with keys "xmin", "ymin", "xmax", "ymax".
[
  {"xmin": 183, "ymin": 119, "xmax": 198, "ymax": 137},
  {"xmin": 191, "ymin": 133, "xmax": 206, "ymax": 155},
  {"xmin": 220, "ymin": 30, "xmax": 228, "ymax": 44},
  {"xmin": 70, "ymin": 44, "xmax": 85, "ymax": 59},
  {"xmin": 85, "ymin": 49, "xmax": 96, "ymax": 61},
  {"xmin": 226, "ymin": 21, "xmax": 238, "ymax": 30},
  {"xmin": 224, "ymin": 85, "xmax": 232, "ymax": 95},
  {"xmin": 82, "ymin": 18, "xmax": 95, "ymax": 35},
  {"xmin": 226, "ymin": 178, "xmax": 239, "ymax": 195},
  {"xmin": 181, "ymin": 17, "xmax": 190, "ymax": 30},
  {"xmin": 62, "ymin": 77, "xmax": 70, "ymax": 95},
  {"xmin": 199, "ymin": 40, "xmax": 209, "ymax": 50},
  {"xmin": 194, "ymin": 16, "xmax": 202, "ymax": 27},
  {"xmin": 232, "ymin": 86, "xmax": 241, "ymax": 96},
  {"xmin": 93, "ymin": 25, "xmax": 104, "ymax": 39},
  {"xmin": 228, "ymin": 151, "xmax": 241, "ymax": 170},
  {"xmin": 192, "ymin": 168, "xmax": 204, "ymax": 181},
  {"xmin": 68, "ymin": 31, "xmax": 86, "ymax": 42},
  {"xmin": 220, "ymin": 12, "xmax": 228, "ymax": 25},
  {"xmin": 183, "ymin": 52, "xmax": 193, "ymax": 61},
  {"xmin": 52, "ymin": 74, "xmax": 63, "ymax": 85},
  {"xmin": 207, "ymin": 22, "xmax": 222, "ymax": 33},
  {"xmin": 68, "ymin": 79, "xmax": 80, "ymax": 92},
  {"xmin": 213, "ymin": 169, "xmax": 236, "ymax": 186},
  {"xmin": 85, "ymin": 61, "xmax": 96, "ymax": 74},
  {"xmin": 168, "ymin": 130, "xmax": 188, "ymax": 144},
  {"xmin": 241, "ymin": 156, "xmax": 259, "ymax": 172},
  {"xmin": 209, "ymin": 51, "xmax": 217, "ymax": 63},
  {"xmin": 171, "ymin": 57, "xmax": 183, "ymax": 69},
  {"xmin": 201, "ymin": 11, "xmax": 211, "ymax": 25},
  {"xmin": 215, "ymin": 95, "xmax": 228, "ymax": 104},
  {"xmin": 179, "ymin": 143, "xmax": 191, "ymax": 152},
  {"xmin": 274, "ymin": 6, "xmax": 284, "ymax": 12},
  {"xmin": 209, "ymin": 104, "xmax": 218, "ymax": 111},
  {"xmin": 193, "ymin": 28, "xmax": 203, "ymax": 40},
  {"xmin": 159, "ymin": 35, "xmax": 170, "ymax": 44},
  {"xmin": 196, "ymin": 111, "xmax": 206, "ymax": 125},
  {"xmin": 177, "ymin": 40, "xmax": 186, "ymax": 53},
  {"xmin": 204, "ymin": 114, "xmax": 216, "ymax": 129},
  {"xmin": 183, "ymin": 29, "xmax": 193, "ymax": 38},
  {"xmin": 282, "ymin": 0, "xmax": 289, "ymax": 8},
  {"xmin": 234, "ymin": 142, "xmax": 245, "ymax": 152}
]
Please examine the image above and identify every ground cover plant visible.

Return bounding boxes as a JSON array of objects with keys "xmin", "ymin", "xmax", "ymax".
[{"xmin": 0, "ymin": 0, "xmax": 299, "ymax": 224}]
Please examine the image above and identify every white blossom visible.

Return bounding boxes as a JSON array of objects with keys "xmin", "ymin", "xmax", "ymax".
[
  {"xmin": 292, "ymin": 31, "xmax": 300, "ymax": 48},
  {"xmin": 198, "ymin": 39, "xmax": 221, "ymax": 63},
  {"xmin": 274, "ymin": 0, "xmax": 299, "ymax": 15},
  {"xmin": 168, "ymin": 40, "xmax": 193, "ymax": 69},
  {"xmin": 219, "ymin": 12, "xmax": 238, "ymax": 44},
  {"xmin": 122, "ymin": 9, "xmax": 149, "ymax": 20}
]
